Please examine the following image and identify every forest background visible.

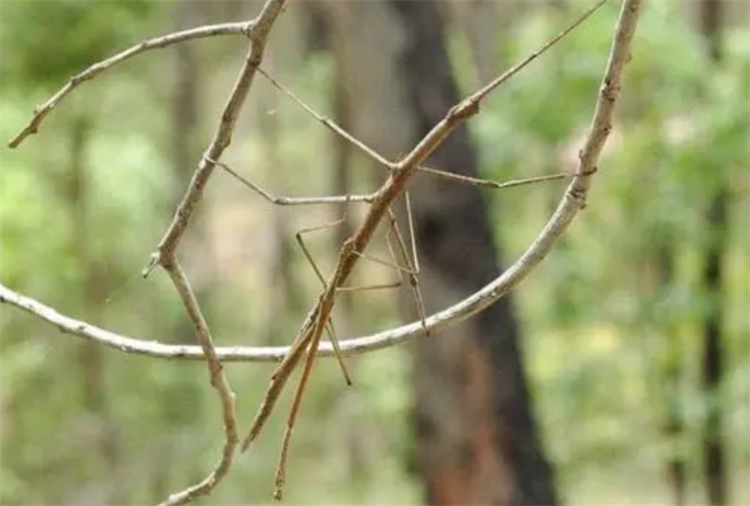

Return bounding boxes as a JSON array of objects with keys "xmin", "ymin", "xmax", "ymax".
[{"xmin": 0, "ymin": 0, "xmax": 748, "ymax": 505}]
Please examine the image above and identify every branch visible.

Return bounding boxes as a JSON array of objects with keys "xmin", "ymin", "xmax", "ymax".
[
  {"xmin": 158, "ymin": 259, "xmax": 238, "ymax": 506},
  {"xmin": 145, "ymin": 0, "xmax": 287, "ymax": 274},
  {"xmin": 8, "ymin": 21, "xmax": 254, "ymax": 149},
  {"xmin": 229, "ymin": 10, "xmax": 621, "ymax": 463},
  {"xmin": 0, "ymin": 0, "xmax": 641, "ymax": 365}
]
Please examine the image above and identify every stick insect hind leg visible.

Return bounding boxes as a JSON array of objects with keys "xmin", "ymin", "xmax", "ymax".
[
  {"xmin": 292, "ymin": 203, "xmax": 415, "ymax": 385},
  {"xmin": 272, "ymin": 196, "xmax": 430, "ymax": 500}
]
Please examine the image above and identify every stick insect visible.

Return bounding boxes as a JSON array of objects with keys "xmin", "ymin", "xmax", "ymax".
[
  {"xmin": 210, "ymin": 119, "xmax": 571, "ymax": 501},
  {"xmin": 218, "ymin": 1, "xmax": 607, "ymax": 499}
]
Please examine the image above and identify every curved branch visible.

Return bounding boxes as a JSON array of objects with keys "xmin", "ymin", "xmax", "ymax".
[
  {"xmin": 8, "ymin": 21, "xmax": 253, "ymax": 149},
  {"xmin": 158, "ymin": 259, "xmax": 238, "ymax": 506},
  {"xmin": 0, "ymin": 0, "xmax": 641, "ymax": 366}
]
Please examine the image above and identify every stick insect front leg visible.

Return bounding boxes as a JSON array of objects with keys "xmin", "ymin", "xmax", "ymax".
[
  {"xmin": 271, "ymin": 197, "xmax": 430, "ymax": 500},
  {"xmin": 206, "ymin": 156, "xmax": 374, "ymax": 206},
  {"xmin": 294, "ymin": 218, "xmax": 353, "ymax": 386}
]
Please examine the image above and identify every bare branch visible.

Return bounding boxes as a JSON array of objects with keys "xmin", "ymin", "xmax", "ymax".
[
  {"xmin": 8, "ymin": 21, "xmax": 253, "ymax": 149},
  {"xmin": 158, "ymin": 258, "xmax": 238, "ymax": 506},
  {"xmin": 145, "ymin": 0, "xmax": 287, "ymax": 275},
  {"xmin": 0, "ymin": 0, "xmax": 641, "ymax": 368}
]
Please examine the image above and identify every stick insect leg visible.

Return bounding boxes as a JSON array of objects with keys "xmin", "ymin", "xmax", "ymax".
[
  {"xmin": 272, "ymin": 204, "xmax": 430, "ymax": 499},
  {"xmin": 206, "ymin": 155, "xmax": 373, "ymax": 206},
  {"xmin": 295, "ymin": 219, "xmax": 352, "ymax": 386},
  {"xmin": 274, "ymin": 306, "xmax": 329, "ymax": 500},
  {"xmin": 335, "ymin": 228, "xmax": 403, "ymax": 293},
  {"xmin": 347, "ymin": 199, "xmax": 428, "ymax": 336},
  {"xmin": 387, "ymin": 195, "xmax": 429, "ymax": 336},
  {"xmin": 415, "ymin": 164, "xmax": 572, "ymax": 190}
]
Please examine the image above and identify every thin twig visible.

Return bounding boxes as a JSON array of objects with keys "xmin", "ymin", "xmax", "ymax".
[
  {"xmin": 145, "ymin": 0, "xmax": 287, "ymax": 275},
  {"xmin": 8, "ymin": 21, "xmax": 254, "ymax": 149},
  {"xmin": 159, "ymin": 258, "xmax": 238, "ymax": 506}
]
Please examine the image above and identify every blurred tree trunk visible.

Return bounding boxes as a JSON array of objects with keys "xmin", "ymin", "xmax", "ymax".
[
  {"xmin": 151, "ymin": 0, "xmax": 208, "ymax": 498},
  {"xmin": 321, "ymin": 1, "xmax": 557, "ymax": 503},
  {"xmin": 260, "ymin": 58, "xmax": 305, "ymax": 344},
  {"xmin": 442, "ymin": 0, "xmax": 500, "ymax": 87},
  {"xmin": 303, "ymin": 1, "xmax": 371, "ymax": 477},
  {"xmin": 701, "ymin": 191, "xmax": 728, "ymax": 506},
  {"xmin": 657, "ymin": 245, "xmax": 686, "ymax": 506},
  {"xmin": 69, "ymin": 113, "xmax": 121, "ymax": 505},
  {"xmin": 697, "ymin": 1, "xmax": 728, "ymax": 504}
]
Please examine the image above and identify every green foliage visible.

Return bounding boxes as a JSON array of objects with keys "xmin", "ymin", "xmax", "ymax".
[
  {"xmin": 0, "ymin": 0, "xmax": 156, "ymax": 90},
  {"xmin": 471, "ymin": 2, "xmax": 749, "ymax": 501},
  {"xmin": 1, "ymin": 1, "xmax": 748, "ymax": 505}
]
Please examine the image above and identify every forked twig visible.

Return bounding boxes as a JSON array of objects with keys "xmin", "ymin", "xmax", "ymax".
[
  {"xmin": 144, "ymin": 0, "xmax": 287, "ymax": 275},
  {"xmin": 8, "ymin": 21, "xmax": 254, "ymax": 149},
  {"xmin": 160, "ymin": 258, "xmax": 238, "ymax": 506}
]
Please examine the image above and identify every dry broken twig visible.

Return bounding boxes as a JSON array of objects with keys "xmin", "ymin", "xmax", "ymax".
[
  {"xmin": 159, "ymin": 259, "xmax": 239, "ymax": 506},
  {"xmin": 8, "ymin": 21, "xmax": 254, "ymax": 149},
  {"xmin": 10, "ymin": 0, "xmax": 286, "ymax": 504}
]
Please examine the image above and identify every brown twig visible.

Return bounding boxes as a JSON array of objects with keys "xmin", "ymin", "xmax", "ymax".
[
  {"xmin": 159, "ymin": 258, "xmax": 238, "ymax": 506},
  {"xmin": 8, "ymin": 21, "xmax": 254, "ymax": 149},
  {"xmin": 145, "ymin": 0, "xmax": 287, "ymax": 275}
]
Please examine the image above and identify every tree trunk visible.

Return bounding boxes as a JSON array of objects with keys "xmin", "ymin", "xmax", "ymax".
[
  {"xmin": 657, "ymin": 246, "xmax": 686, "ymax": 506},
  {"xmin": 701, "ymin": 192, "xmax": 727, "ymax": 506},
  {"xmin": 151, "ymin": 0, "xmax": 208, "ymax": 498},
  {"xmin": 697, "ymin": 1, "xmax": 728, "ymax": 504},
  {"xmin": 68, "ymin": 112, "xmax": 122, "ymax": 505},
  {"xmin": 321, "ymin": 1, "xmax": 557, "ymax": 503}
]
